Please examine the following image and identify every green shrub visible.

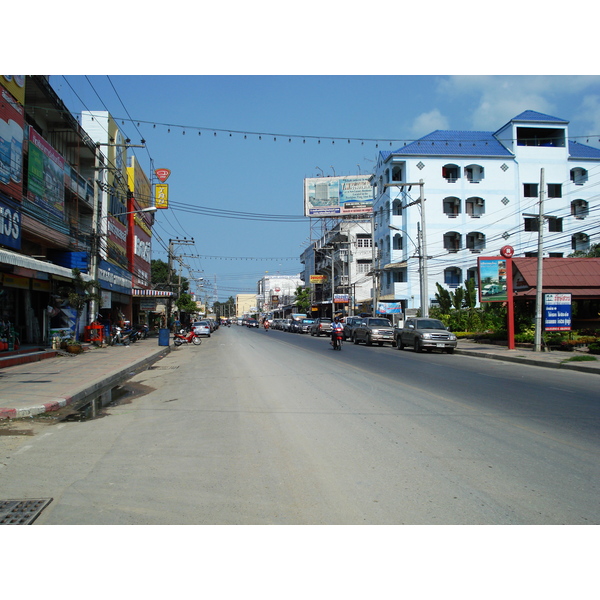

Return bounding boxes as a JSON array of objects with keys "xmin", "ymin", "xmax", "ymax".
[{"xmin": 588, "ymin": 342, "xmax": 600, "ymax": 355}]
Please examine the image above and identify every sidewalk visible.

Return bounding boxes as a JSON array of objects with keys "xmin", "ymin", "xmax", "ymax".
[
  {"xmin": 0, "ymin": 339, "xmax": 171, "ymax": 420},
  {"xmin": 1, "ymin": 336, "xmax": 598, "ymax": 421},
  {"xmin": 455, "ymin": 339, "xmax": 600, "ymax": 374}
]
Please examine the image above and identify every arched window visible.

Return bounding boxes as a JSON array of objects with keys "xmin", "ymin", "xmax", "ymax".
[
  {"xmin": 572, "ymin": 233, "xmax": 590, "ymax": 253},
  {"xmin": 466, "ymin": 197, "xmax": 485, "ymax": 217},
  {"xmin": 570, "ymin": 167, "xmax": 588, "ymax": 185},
  {"xmin": 443, "ymin": 232, "xmax": 462, "ymax": 253},
  {"xmin": 392, "ymin": 233, "xmax": 403, "ymax": 250},
  {"xmin": 443, "ymin": 196, "xmax": 461, "ymax": 217},
  {"xmin": 571, "ymin": 199, "xmax": 589, "ymax": 219},
  {"xmin": 465, "ymin": 164, "xmax": 484, "ymax": 183},
  {"xmin": 444, "ymin": 267, "xmax": 462, "ymax": 288},
  {"xmin": 442, "ymin": 164, "xmax": 460, "ymax": 183},
  {"xmin": 466, "ymin": 232, "xmax": 485, "ymax": 252}
]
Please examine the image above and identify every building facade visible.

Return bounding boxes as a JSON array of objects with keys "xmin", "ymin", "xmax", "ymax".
[{"xmin": 370, "ymin": 110, "xmax": 600, "ymax": 315}]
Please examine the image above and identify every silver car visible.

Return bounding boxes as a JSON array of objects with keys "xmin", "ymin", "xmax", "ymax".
[
  {"xmin": 353, "ymin": 317, "xmax": 395, "ymax": 346},
  {"xmin": 395, "ymin": 318, "xmax": 457, "ymax": 354}
]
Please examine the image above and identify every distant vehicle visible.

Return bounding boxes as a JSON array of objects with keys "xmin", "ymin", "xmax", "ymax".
[
  {"xmin": 290, "ymin": 318, "xmax": 315, "ymax": 333},
  {"xmin": 395, "ymin": 318, "xmax": 457, "ymax": 354},
  {"xmin": 342, "ymin": 316, "xmax": 362, "ymax": 340},
  {"xmin": 352, "ymin": 317, "xmax": 394, "ymax": 346},
  {"xmin": 192, "ymin": 321, "xmax": 211, "ymax": 337},
  {"xmin": 309, "ymin": 318, "xmax": 332, "ymax": 336},
  {"xmin": 280, "ymin": 318, "xmax": 293, "ymax": 332},
  {"xmin": 246, "ymin": 318, "xmax": 259, "ymax": 328},
  {"xmin": 482, "ymin": 284, "xmax": 503, "ymax": 296}
]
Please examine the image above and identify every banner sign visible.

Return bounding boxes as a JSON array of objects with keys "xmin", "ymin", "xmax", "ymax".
[
  {"xmin": 378, "ymin": 301, "xmax": 403, "ymax": 314},
  {"xmin": 544, "ymin": 293, "xmax": 572, "ymax": 331},
  {"xmin": 0, "ymin": 84, "xmax": 25, "ymax": 201},
  {"xmin": 310, "ymin": 274, "xmax": 326, "ymax": 283},
  {"xmin": 304, "ymin": 175, "xmax": 373, "ymax": 217},
  {"xmin": 155, "ymin": 183, "xmax": 168, "ymax": 209},
  {"xmin": 334, "ymin": 294, "xmax": 349, "ymax": 303}
]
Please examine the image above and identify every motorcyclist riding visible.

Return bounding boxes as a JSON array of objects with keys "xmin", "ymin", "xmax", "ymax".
[{"xmin": 331, "ymin": 317, "xmax": 343, "ymax": 349}]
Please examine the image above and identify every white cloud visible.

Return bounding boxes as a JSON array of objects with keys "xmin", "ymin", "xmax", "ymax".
[{"xmin": 410, "ymin": 109, "xmax": 449, "ymax": 138}]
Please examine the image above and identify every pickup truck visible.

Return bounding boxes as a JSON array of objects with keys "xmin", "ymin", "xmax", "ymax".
[{"xmin": 395, "ymin": 318, "xmax": 457, "ymax": 354}]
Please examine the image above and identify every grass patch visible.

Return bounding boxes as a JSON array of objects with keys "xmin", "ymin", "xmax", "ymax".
[{"xmin": 561, "ymin": 355, "xmax": 598, "ymax": 363}]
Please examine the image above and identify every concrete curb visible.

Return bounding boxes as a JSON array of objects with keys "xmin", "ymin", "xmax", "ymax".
[
  {"xmin": 0, "ymin": 346, "xmax": 171, "ymax": 420},
  {"xmin": 455, "ymin": 348, "xmax": 600, "ymax": 375}
]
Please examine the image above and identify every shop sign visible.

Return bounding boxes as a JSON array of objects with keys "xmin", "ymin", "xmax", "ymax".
[
  {"xmin": 0, "ymin": 196, "xmax": 21, "ymax": 249},
  {"xmin": 544, "ymin": 293, "xmax": 572, "ymax": 331}
]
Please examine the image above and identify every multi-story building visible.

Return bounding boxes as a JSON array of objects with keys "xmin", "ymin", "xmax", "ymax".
[
  {"xmin": 371, "ymin": 110, "xmax": 600, "ymax": 314},
  {"xmin": 0, "ymin": 76, "xmax": 155, "ymax": 349},
  {"xmin": 300, "ymin": 218, "xmax": 373, "ymax": 317},
  {"xmin": 257, "ymin": 274, "xmax": 303, "ymax": 317}
]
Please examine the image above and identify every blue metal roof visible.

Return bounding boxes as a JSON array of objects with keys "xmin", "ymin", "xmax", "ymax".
[
  {"xmin": 510, "ymin": 110, "xmax": 569, "ymax": 124},
  {"xmin": 568, "ymin": 140, "xmax": 600, "ymax": 159},
  {"xmin": 389, "ymin": 130, "xmax": 513, "ymax": 157}
]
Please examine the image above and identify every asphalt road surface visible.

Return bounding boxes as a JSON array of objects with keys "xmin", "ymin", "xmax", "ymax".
[{"xmin": 1, "ymin": 325, "xmax": 598, "ymax": 525}]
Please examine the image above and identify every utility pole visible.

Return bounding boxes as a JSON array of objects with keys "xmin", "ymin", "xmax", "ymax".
[
  {"xmin": 167, "ymin": 238, "xmax": 195, "ymax": 326},
  {"xmin": 534, "ymin": 168, "xmax": 545, "ymax": 352}
]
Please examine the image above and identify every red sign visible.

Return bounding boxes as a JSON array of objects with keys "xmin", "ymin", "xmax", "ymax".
[{"xmin": 155, "ymin": 168, "xmax": 171, "ymax": 182}]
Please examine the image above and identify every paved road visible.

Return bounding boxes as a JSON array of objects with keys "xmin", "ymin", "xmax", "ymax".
[{"xmin": 1, "ymin": 325, "xmax": 598, "ymax": 524}]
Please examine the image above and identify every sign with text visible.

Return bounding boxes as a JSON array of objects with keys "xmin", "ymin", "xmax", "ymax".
[
  {"xmin": 155, "ymin": 183, "xmax": 169, "ymax": 209},
  {"xmin": 304, "ymin": 175, "xmax": 373, "ymax": 217},
  {"xmin": 478, "ymin": 258, "xmax": 508, "ymax": 302},
  {"xmin": 544, "ymin": 293, "xmax": 572, "ymax": 331}
]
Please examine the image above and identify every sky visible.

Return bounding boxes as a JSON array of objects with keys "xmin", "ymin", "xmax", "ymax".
[{"xmin": 50, "ymin": 74, "xmax": 600, "ymax": 302}]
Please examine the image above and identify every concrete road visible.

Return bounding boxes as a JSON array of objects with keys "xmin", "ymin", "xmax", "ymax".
[{"xmin": 1, "ymin": 325, "xmax": 598, "ymax": 524}]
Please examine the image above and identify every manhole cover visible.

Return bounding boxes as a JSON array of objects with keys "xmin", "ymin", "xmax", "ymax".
[{"xmin": 0, "ymin": 499, "xmax": 53, "ymax": 525}]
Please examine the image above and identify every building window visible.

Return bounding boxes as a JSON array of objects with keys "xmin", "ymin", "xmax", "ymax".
[
  {"xmin": 571, "ymin": 199, "xmax": 589, "ymax": 219},
  {"xmin": 572, "ymin": 233, "xmax": 590, "ymax": 253},
  {"xmin": 465, "ymin": 164, "xmax": 484, "ymax": 183},
  {"xmin": 392, "ymin": 198, "xmax": 402, "ymax": 215},
  {"xmin": 523, "ymin": 183, "xmax": 538, "ymax": 197},
  {"xmin": 570, "ymin": 167, "xmax": 588, "ymax": 185},
  {"xmin": 391, "ymin": 165, "xmax": 403, "ymax": 182},
  {"xmin": 466, "ymin": 232, "xmax": 485, "ymax": 252},
  {"xmin": 466, "ymin": 268, "xmax": 478, "ymax": 287},
  {"xmin": 443, "ymin": 197, "xmax": 460, "ymax": 217},
  {"xmin": 357, "ymin": 260, "xmax": 372, "ymax": 274},
  {"xmin": 547, "ymin": 184, "xmax": 562, "ymax": 198},
  {"xmin": 444, "ymin": 267, "xmax": 462, "ymax": 288},
  {"xmin": 442, "ymin": 164, "xmax": 460, "ymax": 183},
  {"xmin": 392, "ymin": 234, "xmax": 403, "ymax": 250},
  {"xmin": 466, "ymin": 197, "xmax": 485, "ymax": 218},
  {"xmin": 516, "ymin": 127, "xmax": 565, "ymax": 147},
  {"xmin": 548, "ymin": 217, "xmax": 563, "ymax": 232},
  {"xmin": 524, "ymin": 217, "xmax": 539, "ymax": 232},
  {"xmin": 356, "ymin": 235, "xmax": 372, "ymax": 248},
  {"xmin": 443, "ymin": 232, "xmax": 461, "ymax": 253}
]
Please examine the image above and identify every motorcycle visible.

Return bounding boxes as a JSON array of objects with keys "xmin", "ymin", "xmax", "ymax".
[
  {"xmin": 331, "ymin": 330, "xmax": 343, "ymax": 350},
  {"xmin": 174, "ymin": 328, "xmax": 202, "ymax": 347},
  {"xmin": 109, "ymin": 325, "xmax": 137, "ymax": 346},
  {"xmin": 133, "ymin": 323, "xmax": 149, "ymax": 339}
]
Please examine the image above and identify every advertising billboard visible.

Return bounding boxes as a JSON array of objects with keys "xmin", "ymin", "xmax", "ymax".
[
  {"xmin": 0, "ymin": 83, "xmax": 25, "ymax": 202},
  {"xmin": 27, "ymin": 127, "xmax": 65, "ymax": 219},
  {"xmin": 478, "ymin": 258, "xmax": 508, "ymax": 302},
  {"xmin": 304, "ymin": 175, "xmax": 372, "ymax": 217}
]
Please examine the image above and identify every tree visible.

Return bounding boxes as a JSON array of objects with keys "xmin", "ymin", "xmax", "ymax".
[
  {"xmin": 176, "ymin": 292, "xmax": 198, "ymax": 314},
  {"xmin": 434, "ymin": 283, "xmax": 452, "ymax": 313},
  {"xmin": 569, "ymin": 243, "xmax": 600, "ymax": 258},
  {"xmin": 294, "ymin": 286, "xmax": 311, "ymax": 313},
  {"xmin": 151, "ymin": 259, "xmax": 189, "ymax": 293}
]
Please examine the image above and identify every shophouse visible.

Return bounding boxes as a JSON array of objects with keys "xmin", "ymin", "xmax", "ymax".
[{"xmin": 370, "ymin": 110, "xmax": 600, "ymax": 315}]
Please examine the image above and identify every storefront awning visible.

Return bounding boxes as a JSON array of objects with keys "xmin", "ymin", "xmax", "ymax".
[
  {"xmin": 132, "ymin": 288, "xmax": 174, "ymax": 297},
  {"xmin": 0, "ymin": 248, "xmax": 92, "ymax": 281}
]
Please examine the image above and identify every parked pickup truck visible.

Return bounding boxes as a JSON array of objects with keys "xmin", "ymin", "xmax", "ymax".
[
  {"xmin": 352, "ymin": 317, "xmax": 395, "ymax": 346},
  {"xmin": 309, "ymin": 318, "xmax": 333, "ymax": 336},
  {"xmin": 394, "ymin": 318, "xmax": 457, "ymax": 354}
]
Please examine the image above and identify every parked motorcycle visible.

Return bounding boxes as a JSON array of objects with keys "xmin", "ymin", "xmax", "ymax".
[
  {"xmin": 174, "ymin": 328, "xmax": 202, "ymax": 347},
  {"xmin": 134, "ymin": 323, "xmax": 149, "ymax": 339},
  {"xmin": 109, "ymin": 325, "xmax": 136, "ymax": 346}
]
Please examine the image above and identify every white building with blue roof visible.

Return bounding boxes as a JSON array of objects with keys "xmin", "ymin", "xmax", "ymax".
[{"xmin": 371, "ymin": 110, "xmax": 600, "ymax": 314}]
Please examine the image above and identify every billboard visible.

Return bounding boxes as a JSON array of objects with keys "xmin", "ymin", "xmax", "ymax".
[
  {"xmin": 26, "ymin": 127, "xmax": 65, "ymax": 219},
  {"xmin": 0, "ymin": 83, "xmax": 25, "ymax": 202},
  {"xmin": 478, "ymin": 258, "xmax": 508, "ymax": 302},
  {"xmin": 304, "ymin": 175, "xmax": 372, "ymax": 217}
]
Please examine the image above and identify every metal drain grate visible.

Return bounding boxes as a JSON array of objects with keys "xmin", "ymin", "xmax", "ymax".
[{"xmin": 0, "ymin": 498, "xmax": 53, "ymax": 525}]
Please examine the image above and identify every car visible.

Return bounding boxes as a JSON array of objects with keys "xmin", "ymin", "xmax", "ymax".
[
  {"xmin": 297, "ymin": 318, "xmax": 315, "ymax": 333},
  {"xmin": 280, "ymin": 318, "xmax": 293, "ymax": 332},
  {"xmin": 395, "ymin": 317, "xmax": 457, "ymax": 354},
  {"xmin": 246, "ymin": 318, "xmax": 259, "ymax": 328},
  {"xmin": 192, "ymin": 321, "xmax": 211, "ymax": 337},
  {"xmin": 309, "ymin": 318, "xmax": 332, "ymax": 336},
  {"xmin": 482, "ymin": 284, "xmax": 503, "ymax": 296},
  {"xmin": 352, "ymin": 317, "xmax": 395, "ymax": 346},
  {"xmin": 342, "ymin": 316, "xmax": 363, "ymax": 340}
]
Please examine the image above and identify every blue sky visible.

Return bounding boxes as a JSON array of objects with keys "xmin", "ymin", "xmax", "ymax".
[{"xmin": 51, "ymin": 74, "xmax": 600, "ymax": 300}]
